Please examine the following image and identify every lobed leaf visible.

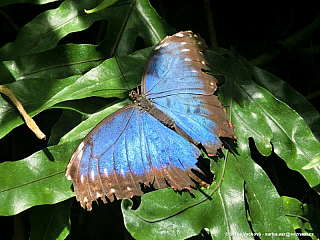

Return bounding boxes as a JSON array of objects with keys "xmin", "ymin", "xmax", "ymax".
[
  {"xmin": 208, "ymin": 49, "xmax": 320, "ymax": 190},
  {"xmin": 2, "ymin": 44, "xmax": 105, "ymax": 81},
  {"xmin": 0, "ymin": 49, "xmax": 148, "ymax": 139},
  {"xmin": 122, "ymin": 154, "xmax": 252, "ymax": 240},
  {"xmin": 0, "ymin": 142, "xmax": 76, "ymax": 216},
  {"xmin": 0, "ymin": 0, "xmax": 173, "ymax": 61}
]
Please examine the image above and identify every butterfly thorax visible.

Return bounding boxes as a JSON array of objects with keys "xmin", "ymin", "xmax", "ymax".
[{"xmin": 129, "ymin": 90, "xmax": 175, "ymax": 129}]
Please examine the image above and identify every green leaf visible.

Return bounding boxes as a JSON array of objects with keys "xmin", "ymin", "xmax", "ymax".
[
  {"xmin": 0, "ymin": 0, "xmax": 173, "ymax": 61},
  {"xmin": 282, "ymin": 196, "xmax": 318, "ymax": 239},
  {"xmin": 47, "ymin": 109, "xmax": 83, "ymax": 146},
  {"xmin": 0, "ymin": 142, "xmax": 75, "ymax": 216},
  {"xmin": 302, "ymin": 153, "xmax": 320, "ymax": 170},
  {"xmin": 3, "ymin": 44, "xmax": 105, "ymax": 80},
  {"xmin": 235, "ymin": 148, "xmax": 296, "ymax": 238},
  {"xmin": 29, "ymin": 199, "xmax": 72, "ymax": 240},
  {"xmin": 248, "ymin": 60, "xmax": 320, "ymax": 140},
  {"xmin": 84, "ymin": 0, "xmax": 118, "ymax": 14},
  {"xmin": 0, "ymin": 49, "xmax": 148, "ymax": 139},
  {"xmin": 122, "ymin": 146, "xmax": 296, "ymax": 239},
  {"xmin": 207, "ymin": 49, "xmax": 320, "ymax": 190},
  {"xmin": 123, "ymin": 153, "xmax": 252, "ymax": 240},
  {"xmin": 1, "ymin": 0, "xmax": 105, "ymax": 60},
  {"xmin": 282, "ymin": 196, "xmax": 309, "ymax": 229}
]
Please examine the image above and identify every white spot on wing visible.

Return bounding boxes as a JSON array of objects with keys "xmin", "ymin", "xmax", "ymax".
[
  {"xmin": 79, "ymin": 141, "xmax": 84, "ymax": 148},
  {"xmin": 90, "ymin": 169, "xmax": 95, "ymax": 180},
  {"xmin": 104, "ymin": 168, "xmax": 108, "ymax": 176},
  {"xmin": 201, "ymin": 60, "xmax": 206, "ymax": 65},
  {"xmin": 81, "ymin": 174, "xmax": 84, "ymax": 183},
  {"xmin": 181, "ymin": 42, "xmax": 187, "ymax": 45},
  {"xmin": 162, "ymin": 42, "xmax": 169, "ymax": 47},
  {"xmin": 184, "ymin": 58, "xmax": 192, "ymax": 61},
  {"xmin": 176, "ymin": 33, "xmax": 184, "ymax": 37},
  {"xmin": 155, "ymin": 41, "xmax": 169, "ymax": 50},
  {"xmin": 75, "ymin": 143, "xmax": 84, "ymax": 160},
  {"xmin": 181, "ymin": 49, "xmax": 190, "ymax": 52},
  {"xmin": 111, "ymin": 188, "xmax": 115, "ymax": 193},
  {"xmin": 96, "ymin": 192, "xmax": 102, "ymax": 198},
  {"xmin": 121, "ymin": 169, "xmax": 125, "ymax": 176},
  {"xmin": 84, "ymin": 197, "xmax": 88, "ymax": 202},
  {"xmin": 127, "ymin": 187, "xmax": 131, "ymax": 191}
]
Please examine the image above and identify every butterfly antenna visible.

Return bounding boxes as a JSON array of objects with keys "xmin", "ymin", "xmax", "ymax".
[{"xmin": 114, "ymin": 57, "xmax": 131, "ymax": 93}]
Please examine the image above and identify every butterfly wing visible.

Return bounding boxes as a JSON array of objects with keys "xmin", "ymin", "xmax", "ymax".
[
  {"xmin": 66, "ymin": 105, "xmax": 201, "ymax": 210},
  {"xmin": 141, "ymin": 31, "xmax": 234, "ymax": 155}
]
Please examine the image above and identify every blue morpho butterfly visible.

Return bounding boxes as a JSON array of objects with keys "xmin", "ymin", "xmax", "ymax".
[{"xmin": 65, "ymin": 31, "xmax": 234, "ymax": 210}]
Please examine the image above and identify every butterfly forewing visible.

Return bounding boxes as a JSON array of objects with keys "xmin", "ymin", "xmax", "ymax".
[
  {"xmin": 142, "ymin": 31, "xmax": 234, "ymax": 155},
  {"xmin": 142, "ymin": 31, "xmax": 215, "ymax": 97}
]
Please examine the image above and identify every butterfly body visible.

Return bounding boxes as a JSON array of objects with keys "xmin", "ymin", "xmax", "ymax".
[{"xmin": 66, "ymin": 31, "xmax": 234, "ymax": 210}]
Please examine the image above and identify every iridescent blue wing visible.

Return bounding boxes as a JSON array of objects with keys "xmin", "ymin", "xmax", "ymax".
[
  {"xmin": 66, "ymin": 105, "xmax": 201, "ymax": 210},
  {"xmin": 141, "ymin": 31, "xmax": 234, "ymax": 155}
]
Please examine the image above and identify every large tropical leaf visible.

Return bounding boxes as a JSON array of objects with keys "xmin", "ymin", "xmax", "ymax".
[
  {"xmin": 0, "ymin": 49, "xmax": 148, "ymax": 139},
  {"xmin": 0, "ymin": 0, "xmax": 173, "ymax": 62}
]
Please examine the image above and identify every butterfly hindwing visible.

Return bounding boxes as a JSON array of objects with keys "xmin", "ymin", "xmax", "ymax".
[{"xmin": 66, "ymin": 105, "xmax": 202, "ymax": 210}]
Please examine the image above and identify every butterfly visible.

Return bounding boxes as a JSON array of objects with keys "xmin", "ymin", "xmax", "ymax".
[{"xmin": 65, "ymin": 31, "xmax": 234, "ymax": 210}]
